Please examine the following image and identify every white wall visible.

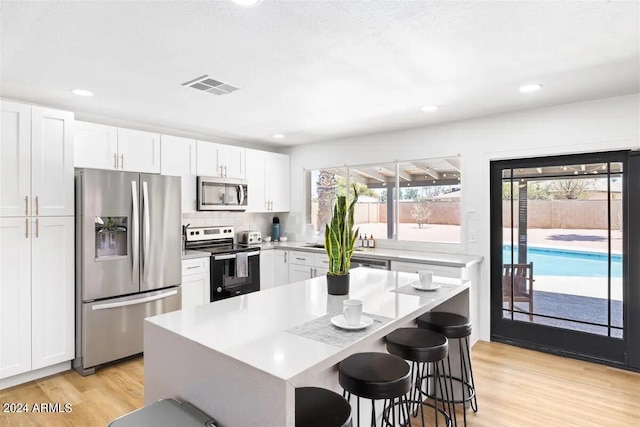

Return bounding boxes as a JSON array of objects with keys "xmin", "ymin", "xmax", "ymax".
[{"xmin": 288, "ymin": 94, "xmax": 640, "ymax": 341}]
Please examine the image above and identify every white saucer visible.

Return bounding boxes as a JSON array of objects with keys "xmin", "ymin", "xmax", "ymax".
[
  {"xmin": 411, "ymin": 282, "xmax": 441, "ymax": 291},
  {"xmin": 331, "ymin": 314, "xmax": 374, "ymax": 330}
]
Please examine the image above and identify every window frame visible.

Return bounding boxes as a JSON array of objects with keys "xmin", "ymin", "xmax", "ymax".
[{"xmin": 306, "ymin": 156, "xmax": 463, "ymax": 247}]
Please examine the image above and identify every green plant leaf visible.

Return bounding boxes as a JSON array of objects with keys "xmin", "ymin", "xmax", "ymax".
[{"xmin": 324, "ymin": 185, "xmax": 359, "ymax": 275}]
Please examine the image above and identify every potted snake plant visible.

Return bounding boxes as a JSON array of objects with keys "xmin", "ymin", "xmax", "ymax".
[{"xmin": 324, "ymin": 186, "xmax": 359, "ymax": 295}]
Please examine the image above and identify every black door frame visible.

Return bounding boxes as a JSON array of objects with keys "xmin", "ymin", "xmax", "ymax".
[
  {"xmin": 490, "ymin": 150, "xmax": 638, "ymax": 369},
  {"xmin": 627, "ymin": 151, "xmax": 640, "ymax": 369}
]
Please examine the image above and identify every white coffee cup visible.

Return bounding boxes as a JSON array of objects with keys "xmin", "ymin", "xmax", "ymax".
[
  {"xmin": 343, "ymin": 299, "xmax": 363, "ymax": 326},
  {"xmin": 417, "ymin": 271, "xmax": 435, "ymax": 289}
]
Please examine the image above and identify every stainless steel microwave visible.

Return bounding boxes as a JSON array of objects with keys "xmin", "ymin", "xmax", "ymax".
[{"xmin": 197, "ymin": 176, "xmax": 248, "ymax": 211}]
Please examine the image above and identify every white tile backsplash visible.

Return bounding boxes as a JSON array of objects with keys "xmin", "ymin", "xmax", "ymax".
[{"xmin": 182, "ymin": 212, "xmax": 291, "ymax": 239}]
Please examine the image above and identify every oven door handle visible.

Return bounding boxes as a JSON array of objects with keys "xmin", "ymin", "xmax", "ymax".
[{"xmin": 213, "ymin": 251, "xmax": 260, "ymax": 261}]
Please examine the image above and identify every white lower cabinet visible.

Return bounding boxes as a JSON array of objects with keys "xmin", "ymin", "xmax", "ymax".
[
  {"xmin": 288, "ymin": 250, "xmax": 328, "ymax": 281},
  {"xmin": 0, "ymin": 216, "xmax": 74, "ymax": 379},
  {"xmin": 289, "ymin": 264, "xmax": 315, "ymax": 283},
  {"xmin": 181, "ymin": 258, "xmax": 210, "ymax": 309},
  {"xmin": 31, "ymin": 217, "xmax": 75, "ymax": 370},
  {"xmin": 0, "ymin": 218, "xmax": 32, "ymax": 379},
  {"xmin": 274, "ymin": 250, "xmax": 289, "ymax": 287},
  {"xmin": 314, "ymin": 266, "xmax": 329, "ymax": 277},
  {"xmin": 260, "ymin": 250, "xmax": 275, "ymax": 291}
]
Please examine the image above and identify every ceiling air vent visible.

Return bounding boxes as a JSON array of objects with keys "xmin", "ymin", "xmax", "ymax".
[{"xmin": 182, "ymin": 75, "xmax": 239, "ymax": 96}]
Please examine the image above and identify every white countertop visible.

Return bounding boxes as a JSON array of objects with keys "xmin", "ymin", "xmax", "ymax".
[
  {"xmin": 259, "ymin": 241, "xmax": 483, "ymax": 268},
  {"xmin": 146, "ymin": 267, "xmax": 469, "ymax": 383}
]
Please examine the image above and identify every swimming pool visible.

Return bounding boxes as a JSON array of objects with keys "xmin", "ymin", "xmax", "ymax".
[{"xmin": 502, "ymin": 246, "xmax": 622, "ymax": 277}]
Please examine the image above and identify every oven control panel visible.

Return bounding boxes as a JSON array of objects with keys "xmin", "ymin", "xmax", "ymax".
[{"xmin": 185, "ymin": 226, "xmax": 234, "ymax": 242}]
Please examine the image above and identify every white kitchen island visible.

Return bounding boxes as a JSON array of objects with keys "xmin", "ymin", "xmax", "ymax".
[{"xmin": 144, "ymin": 267, "xmax": 471, "ymax": 427}]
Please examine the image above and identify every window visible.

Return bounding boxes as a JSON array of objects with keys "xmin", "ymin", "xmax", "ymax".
[{"xmin": 308, "ymin": 157, "xmax": 462, "ymax": 244}]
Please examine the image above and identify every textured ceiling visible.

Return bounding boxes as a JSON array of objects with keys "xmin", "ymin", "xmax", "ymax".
[{"xmin": 1, "ymin": 1, "xmax": 638, "ymax": 146}]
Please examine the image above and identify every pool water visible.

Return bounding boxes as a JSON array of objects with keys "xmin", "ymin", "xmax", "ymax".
[{"xmin": 503, "ymin": 246, "xmax": 622, "ymax": 277}]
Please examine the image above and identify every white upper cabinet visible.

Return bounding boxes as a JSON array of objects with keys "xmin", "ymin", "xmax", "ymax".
[
  {"xmin": 196, "ymin": 140, "xmax": 219, "ymax": 177},
  {"xmin": 267, "ymin": 152, "xmax": 290, "ymax": 212},
  {"xmin": 245, "ymin": 150, "xmax": 290, "ymax": 213},
  {"xmin": 1, "ymin": 101, "xmax": 74, "ymax": 217},
  {"xmin": 74, "ymin": 121, "xmax": 118, "ymax": 170},
  {"xmin": 31, "ymin": 107, "xmax": 74, "ymax": 217},
  {"xmin": 161, "ymin": 135, "xmax": 196, "ymax": 212},
  {"xmin": 217, "ymin": 144, "xmax": 245, "ymax": 179},
  {"xmin": 117, "ymin": 128, "xmax": 160, "ymax": 173},
  {"xmin": 0, "ymin": 101, "xmax": 31, "ymax": 217},
  {"xmin": 196, "ymin": 141, "xmax": 245, "ymax": 179},
  {"xmin": 74, "ymin": 122, "xmax": 160, "ymax": 173},
  {"xmin": 245, "ymin": 149, "xmax": 267, "ymax": 212}
]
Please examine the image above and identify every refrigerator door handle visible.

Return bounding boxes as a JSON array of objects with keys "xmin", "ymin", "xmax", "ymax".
[
  {"xmin": 131, "ymin": 180, "xmax": 139, "ymax": 284},
  {"xmin": 142, "ymin": 181, "xmax": 151, "ymax": 282},
  {"xmin": 91, "ymin": 289, "xmax": 178, "ymax": 310}
]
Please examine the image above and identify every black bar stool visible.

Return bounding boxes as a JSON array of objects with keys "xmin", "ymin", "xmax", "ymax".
[
  {"xmin": 338, "ymin": 352, "xmax": 411, "ymax": 427},
  {"xmin": 295, "ymin": 387, "xmax": 352, "ymax": 427},
  {"xmin": 417, "ymin": 312, "xmax": 478, "ymax": 427},
  {"xmin": 386, "ymin": 327, "xmax": 454, "ymax": 427}
]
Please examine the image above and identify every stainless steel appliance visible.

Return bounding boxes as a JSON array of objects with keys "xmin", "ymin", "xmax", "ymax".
[
  {"xmin": 184, "ymin": 226, "xmax": 260, "ymax": 301},
  {"xmin": 239, "ymin": 230, "xmax": 262, "ymax": 245},
  {"xmin": 350, "ymin": 256, "xmax": 390, "ymax": 270},
  {"xmin": 74, "ymin": 169, "xmax": 182, "ymax": 375},
  {"xmin": 197, "ymin": 176, "xmax": 248, "ymax": 211}
]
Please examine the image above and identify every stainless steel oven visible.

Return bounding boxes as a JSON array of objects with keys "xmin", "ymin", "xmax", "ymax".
[
  {"xmin": 210, "ymin": 250, "xmax": 260, "ymax": 301},
  {"xmin": 184, "ymin": 225, "xmax": 260, "ymax": 302}
]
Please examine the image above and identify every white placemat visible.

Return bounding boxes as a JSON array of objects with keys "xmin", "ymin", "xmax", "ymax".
[
  {"xmin": 286, "ymin": 312, "xmax": 392, "ymax": 348},
  {"xmin": 391, "ymin": 282, "xmax": 456, "ymax": 297}
]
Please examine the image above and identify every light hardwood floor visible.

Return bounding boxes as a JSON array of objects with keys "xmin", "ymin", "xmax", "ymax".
[{"xmin": 1, "ymin": 341, "xmax": 638, "ymax": 427}]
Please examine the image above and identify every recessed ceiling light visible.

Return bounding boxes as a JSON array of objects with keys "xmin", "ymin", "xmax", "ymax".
[
  {"xmin": 71, "ymin": 89, "xmax": 93, "ymax": 97},
  {"xmin": 519, "ymin": 84, "xmax": 543, "ymax": 94},
  {"xmin": 231, "ymin": 0, "xmax": 263, "ymax": 7},
  {"xmin": 421, "ymin": 105, "xmax": 439, "ymax": 112},
  {"xmin": 273, "ymin": 134, "xmax": 285, "ymax": 139}
]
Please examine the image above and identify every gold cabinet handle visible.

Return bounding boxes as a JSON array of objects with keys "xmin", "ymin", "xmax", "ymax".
[
  {"xmin": 25, "ymin": 218, "xmax": 29, "ymax": 238},
  {"xmin": 35, "ymin": 218, "xmax": 39, "ymax": 238},
  {"xmin": 113, "ymin": 153, "xmax": 118, "ymax": 169},
  {"xmin": 25, "ymin": 196, "xmax": 29, "ymax": 216},
  {"xmin": 35, "ymin": 196, "xmax": 39, "ymax": 216},
  {"xmin": 120, "ymin": 154, "xmax": 124, "ymax": 170}
]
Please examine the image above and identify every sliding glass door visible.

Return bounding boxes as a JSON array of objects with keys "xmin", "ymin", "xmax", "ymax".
[{"xmin": 491, "ymin": 150, "xmax": 639, "ymax": 368}]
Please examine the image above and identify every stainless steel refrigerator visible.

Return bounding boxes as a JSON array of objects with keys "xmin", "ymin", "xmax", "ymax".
[{"xmin": 73, "ymin": 169, "xmax": 182, "ymax": 375}]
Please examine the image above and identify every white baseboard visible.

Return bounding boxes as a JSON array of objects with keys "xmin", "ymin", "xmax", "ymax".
[{"xmin": 0, "ymin": 362, "xmax": 71, "ymax": 391}]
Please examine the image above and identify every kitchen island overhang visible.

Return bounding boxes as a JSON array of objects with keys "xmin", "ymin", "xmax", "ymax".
[{"xmin": 144, "ymin": 267, "xmax": 471, "ymax": 427}]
